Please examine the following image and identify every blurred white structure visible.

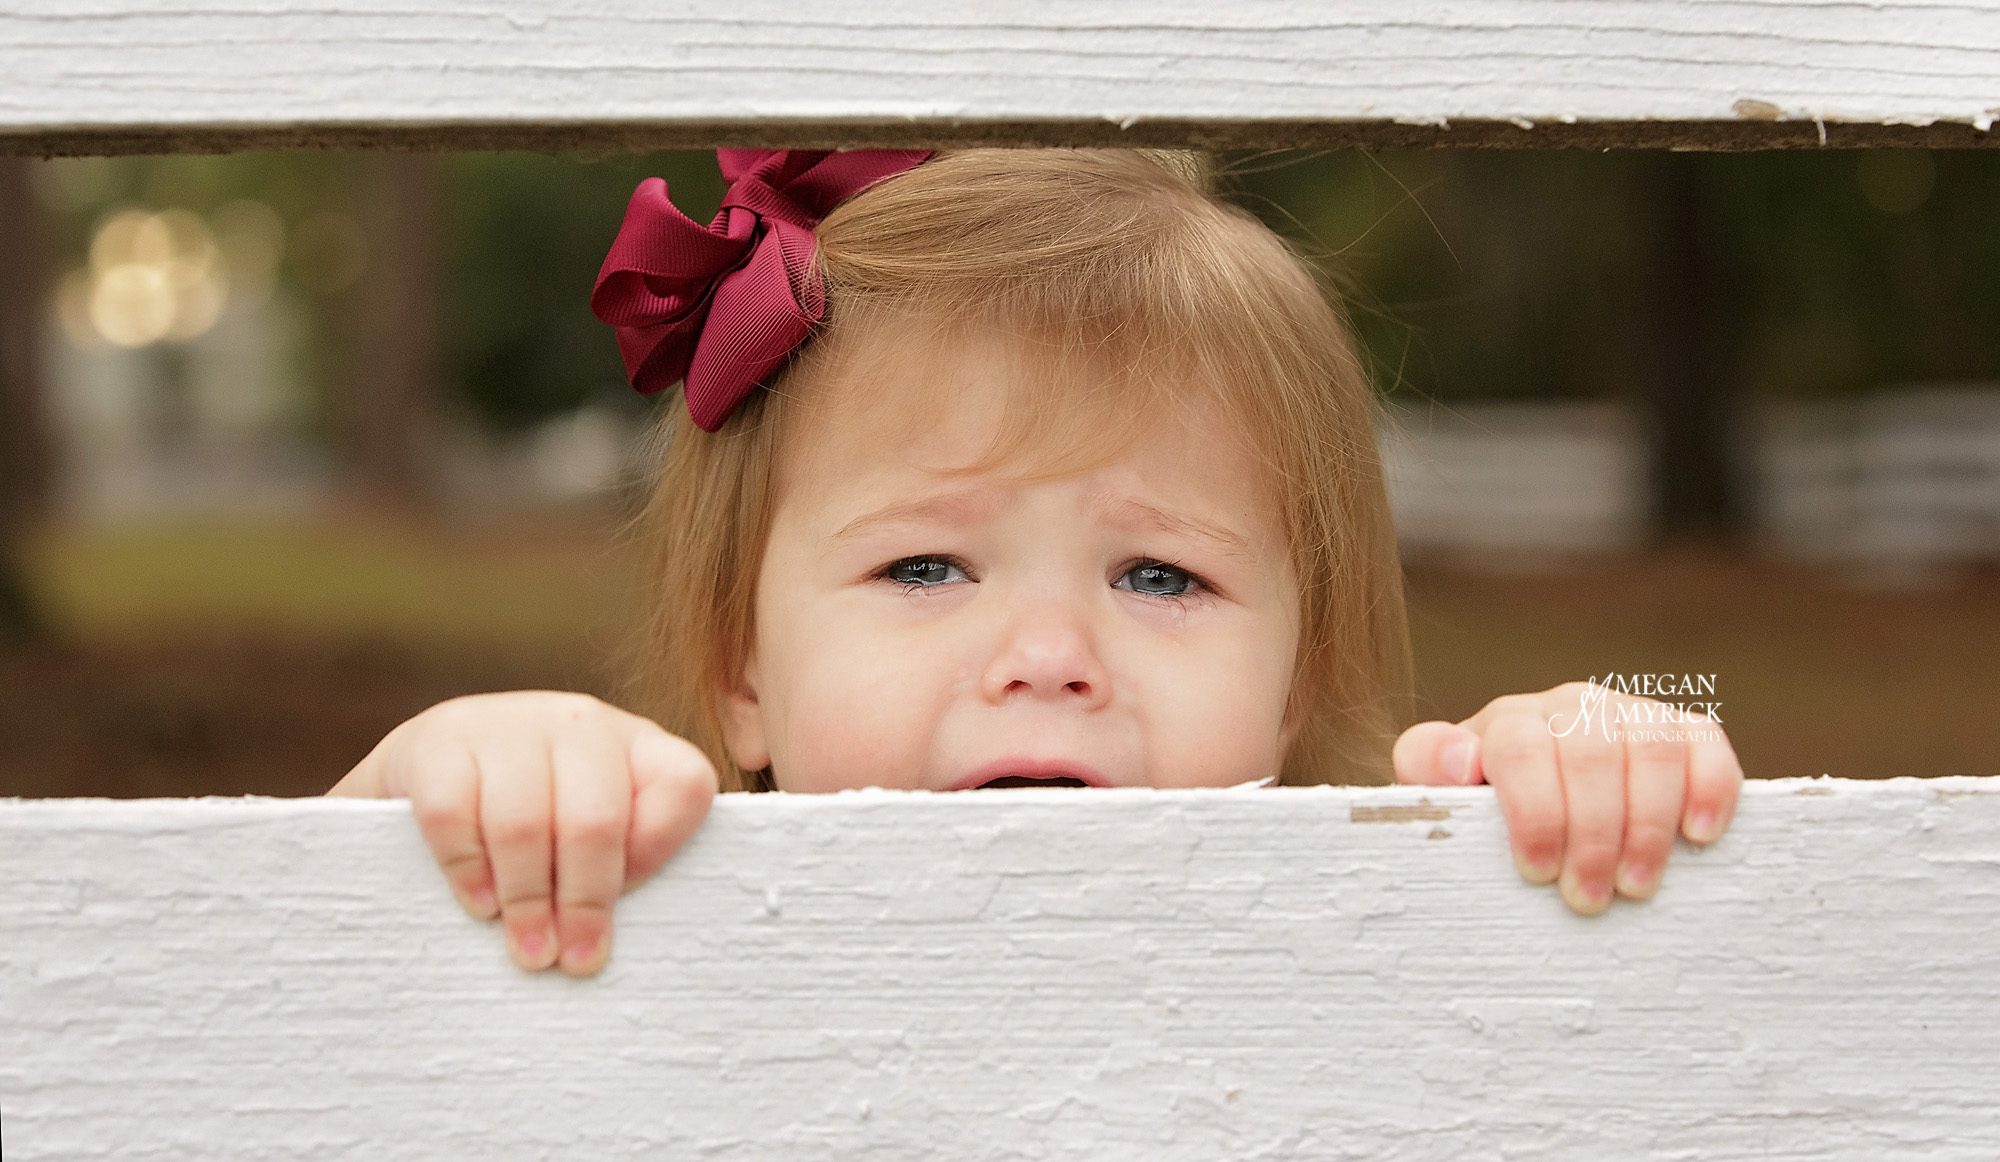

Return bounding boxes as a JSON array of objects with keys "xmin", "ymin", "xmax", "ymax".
[
  {"xmin": 45, "ymin": 200, "xmax": 329, "ymax": 518},
  {"xmin": 47, "ymin": 277, "xmax": 327, "ymax": 518},
  {"xmin": 1756, "ymin": 386, "xmax": 2000, "ymax": 567},
  {"xmin": 1381, "ymin": 401, "xmax": 1650, "ymax": 559},
  {"xmin": 429, "ymin": 403, "xmax": 653, "ymax": 506},
  {"xmin": 1383, "ymin": 389, "xmax": 2000, "ymax": 568},
  {"xmin": 42, "ymin": 194, "xmax": 652, "ymax": 519}
]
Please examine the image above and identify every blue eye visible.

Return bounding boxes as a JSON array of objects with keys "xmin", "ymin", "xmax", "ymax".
[
  {"xmin": 884, "ymin": 556, "xmax": 970, "ymax": 587},
  {"xmin": 1117, "ymin": 560, "xmax": 1195, "ymax": 597}
]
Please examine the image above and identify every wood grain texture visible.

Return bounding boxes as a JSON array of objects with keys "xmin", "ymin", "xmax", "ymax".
[
  {"xmin": 4, "ymin": 777, "xmax": 1999, "ymax": 1159},
  {"xmin": 1, "ymin": 1, "xmax": 1998, "ymax": 155}
]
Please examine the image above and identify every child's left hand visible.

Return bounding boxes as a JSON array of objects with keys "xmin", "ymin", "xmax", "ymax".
[{"xmin": 1391, "ymin": 682, "xmax": 1743, "ymax": 915}]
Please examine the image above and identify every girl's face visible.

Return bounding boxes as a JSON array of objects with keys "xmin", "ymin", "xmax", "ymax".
[{"xmin": 721, "ymin": 332, "xmax": 1301, "ymax": 792}]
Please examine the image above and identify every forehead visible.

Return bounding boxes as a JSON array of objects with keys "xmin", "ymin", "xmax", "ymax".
[{"xmin": 773, "ymin": 322, "xmax": 1277, "ymax": 510}]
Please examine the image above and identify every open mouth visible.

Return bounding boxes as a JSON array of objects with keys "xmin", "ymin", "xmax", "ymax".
[{"xmin": 976, "ymin": 775, "xmax": 1091, "ymax": 789}]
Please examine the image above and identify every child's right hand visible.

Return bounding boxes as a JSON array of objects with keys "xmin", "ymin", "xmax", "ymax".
[
  {"xmin": 328, "ymin": 692, "xmax": 718, "ymax": 976},
  {"xmin": 1391, "ymin": 683, "xmax": 1741, "ymax": 915}
]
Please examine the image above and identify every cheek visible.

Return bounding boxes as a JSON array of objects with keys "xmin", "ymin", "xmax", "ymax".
[
  {"xmin": 1131, "ymin": 612, "xmax": 1296, "ymax": 788},
  {"xmin": 761, "ymin": 610, "xmax": 950, "ymax": 792}
]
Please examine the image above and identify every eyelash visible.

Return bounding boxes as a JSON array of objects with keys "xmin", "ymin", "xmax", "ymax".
[
  {"xmin": 878, "ymin": 555, "xmax": 976, "ymax": 593},
  {"xmin": 1114, "ymin": 558, "xmax": 1208, "ymax": 603},
  {"xmin": 874, "ymin": 555, "xmax": 1212, "ymax": 604}
]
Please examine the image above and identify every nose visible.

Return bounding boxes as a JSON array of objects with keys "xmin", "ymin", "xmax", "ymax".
[{"xmin": 979, "ymin": 600, "xmax": 1112, "ymax": 709}]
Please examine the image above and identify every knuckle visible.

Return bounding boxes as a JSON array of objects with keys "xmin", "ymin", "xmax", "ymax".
[
  {"xmin": 1483, "ymin": 692, "xmax": 1540, "ymax": 718},
  {"xmin": 1507, "ymin": 804, "xmax": 1565, "ymax": 852},
  {"xmin": 1557, "ymin": 753, "xmax": 1622, "ymax": 787},
  {"xmin": 1628, "ymin": 733, "xmax": 1683, "ymax": 767},
  {"xmin": 409, "ymin": 791, "xmax": 469, "ymax": 835},
  {"xmin": 1566, "ymin": 838, "xmax": 1622, "ymax": 876},
  {"xmin": 1624, "ymin": 818, "xmax": 1678, "ymax": 858},
  {"xmin": 498, "ymin": 885, "xmax": 552, "ymax": 912},
  {"xmin": 1694, "ymin": 745, "xmax": 1746, "ymax": 788},
  {"xmin": 485, "ymin": 811, "xmax": 547, "ymax": 853},
  {"xmin": 394, "ymin": 732, "xmax": 467, "ymax": 774},
  {"xmin": 558, "ymin": 898, "xmax": 615, "ymax": 926},
  {"xmin": 436, "ymin": 849, "xmax": 489, "ymax": 885},
  {"xmin": 1558, "ymin": 734, "xmax": 1620, "ymax": 765},
  {"xmin": 1515, "ymin": 828, "xmax": 1563, "ymax": 867},
  {"xmin": 663, "ymin": 731, "xmax": 711, "ymax": 767},
  {"xmin": 654, "ymin": 740, "xmax": 720, "ymax": 796},
  {"xmin": 558, "ymin": 806, "xmax": 625, "ymax": 849},
  {"xmin": 1481, "ymin": 716, "xmax": 1547, "ymax": 767},
  {"xmin": 428, "ymin": 693, "xmax": 499, "ymax": 727},
  {"xmin": 665, "ymin": 765, "xmax": 718, "ymax": 814},
  {"xmin": 545, "ymin": 691, "xmax": 609, "ymax": 724}
]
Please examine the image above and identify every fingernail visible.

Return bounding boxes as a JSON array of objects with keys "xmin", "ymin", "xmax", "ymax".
[
  {"xmin": 1686, "ymin": 809, "xmax": 1720, "ymax": 845},
  {"xmin": 466, "ymin": 886, "xmax": 496, "ymax": 918},
  {"xmin": 1443, "ymin": 738, "xmax": 1477, "ymax": 785},
  {"xmin": 562, "ymin": 936, "xmax": 602, "ymax": 974},
  {"xmin": 1515, "ymin": 853, "xmax": 1559, "ymax": 885},
  {"xmin": 1617, "ymin": 860, "xmax": 1659, "ymax": 898},
  {"xmin": 1565, "ymin": 877, "xmax": 1612, "ymax": 915},
  {"xmin": 513, "ymin": 927, "xmax": 549, "ymax": 968}
]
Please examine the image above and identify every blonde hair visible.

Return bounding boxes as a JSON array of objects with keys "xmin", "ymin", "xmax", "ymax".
[{"xmin": 630, "ymin": 149, "xmax": 1410, "ymax": 790}]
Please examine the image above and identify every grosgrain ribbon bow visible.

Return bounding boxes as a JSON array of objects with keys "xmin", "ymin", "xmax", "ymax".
[{"xmin": 591, "ymin": 149, "xmax": 932, "ymax": 431}]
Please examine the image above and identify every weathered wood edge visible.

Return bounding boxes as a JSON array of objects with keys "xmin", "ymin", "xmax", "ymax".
[
  {"xmin": 3, "ymin": 773, "xmax": 1992, "ymax": 821},
  {"xmin": 4, "ymin": 117, "xmax": 1994, "ymax": 159}
]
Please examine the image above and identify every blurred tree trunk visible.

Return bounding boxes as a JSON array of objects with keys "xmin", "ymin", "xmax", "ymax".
[
  {"xmin": 350, "ymin": 153, "xmax": 444, "ymax": 509},
  {"xmin": 0, "ymin": 157, "xmax": 50, "ymax": 644},
  {"xmin": 1641, "ymin": 155, "xmax": 1746, "ymax": 542}
]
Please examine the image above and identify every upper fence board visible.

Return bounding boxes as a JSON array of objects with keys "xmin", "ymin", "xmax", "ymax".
[
  {"xmin": 5, "ymin": 777, "xmax": 2000, "ymax": 1160},
  {"xmin": 3, "ymin": 1, "xmax": 1999, "ymax": 155}
]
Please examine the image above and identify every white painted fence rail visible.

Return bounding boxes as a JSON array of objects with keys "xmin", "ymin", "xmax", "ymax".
[
  {"xmin": 4, "ymin": 1, "xmax": 2000, "ymax": 155},
  {"xmin": 5, "ymin": 778, "xmax": 2000, "ymax": 1160}
]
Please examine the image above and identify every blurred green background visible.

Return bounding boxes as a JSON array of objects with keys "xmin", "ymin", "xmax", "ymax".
[{"xmin": 1, "ymin": 147, "xmax": 1996, "ymax": 797}]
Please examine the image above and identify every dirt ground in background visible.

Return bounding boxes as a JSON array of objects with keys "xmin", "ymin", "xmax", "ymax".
[
  {"xmin": 2, "ymin": 546, "xmax": 1995, "ymax": 799},
  {"xmin": 1404, "ymin": 550, "xmax": 2000, "ymax": 783}
]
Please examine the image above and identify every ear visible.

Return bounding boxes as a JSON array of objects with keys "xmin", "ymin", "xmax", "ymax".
[{"xmin": 719, "ymin": 649, "xmax": 773, "ymax": 775}]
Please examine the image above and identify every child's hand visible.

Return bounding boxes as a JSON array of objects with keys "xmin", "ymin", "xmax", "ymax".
[
  {"xmin": 1391, "ymin": 682, "xmax": 1742, "ymax": 915},
  {"xmin": 328, "ymin": 692, "xmax": 718, "ymax": 975}
]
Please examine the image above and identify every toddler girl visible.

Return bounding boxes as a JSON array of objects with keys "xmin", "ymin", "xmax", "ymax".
[{"xmin": 330, "ymin": 148, "xmax": 1742, "ymax": 976}]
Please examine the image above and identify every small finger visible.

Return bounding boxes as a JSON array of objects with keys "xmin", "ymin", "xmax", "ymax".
[
  {"xmin": 1554, "ymin": 719, "xmax": 1625, "ymax": 915},
  {"xmin": 479, "ymin": 745, "xmax": 558, "ymax": 972},
  {"xmin": 1391, "ymin": 721, "xmax": 1484, "ymax": 786},
  {"xmin": 1480, "ymin": 712, "xmax": 1565, "ymax": 886},
  {"xmin": 625, "ymin": 727, "xmax": 719, "ymax": 890},
  {"xmin": 552, "ymin": 730, "xmax": 632, "ymax": 977},
  {"xmin": 396, "ymin": 740, "xmax": 498, "ymax": 919},
  {"xmin": 1683, "ymin": 721, "xmax": 1744, "ymax": 845},
  {"xmin": 1617, "ymin": 733, "xmax": 1688, "ymax": 900}
]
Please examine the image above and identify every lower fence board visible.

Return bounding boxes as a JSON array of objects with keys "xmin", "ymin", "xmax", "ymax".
[{"xmin": 3, "ymin": 778, "xmax": 1998, "ymax": 1160}]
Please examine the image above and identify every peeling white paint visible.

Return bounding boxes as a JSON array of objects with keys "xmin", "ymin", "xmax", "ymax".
[
  {"xmin": 0, "ymin": 2, "xmax": 1996, "ymax": 135},
  {"xmin": 4, "ymin": 777, "xmax": 2000, "ymax": 1159}
]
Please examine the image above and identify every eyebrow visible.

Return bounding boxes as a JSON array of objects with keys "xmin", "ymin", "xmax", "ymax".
[
  {"xmin": 828, "ymin": 486, "xmax": 1259, "ymax": 562},
  {"xmin": 830, "ymin": 488, "xmax": 1012, "ymax": 543},
  {"xmin": 1094, "ymin": 494, "xmax": 1258, "ymax": 561}
]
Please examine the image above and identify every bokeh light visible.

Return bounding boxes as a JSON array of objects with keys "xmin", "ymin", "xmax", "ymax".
[{"xmin": 71, "ymin": 206, "xmax": 234, "ymax": 348}]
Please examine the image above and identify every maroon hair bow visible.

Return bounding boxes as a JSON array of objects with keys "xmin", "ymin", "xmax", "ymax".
[{"xmin": 591, "ymin": 149, "xmax": 932, "ymax": 431}]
